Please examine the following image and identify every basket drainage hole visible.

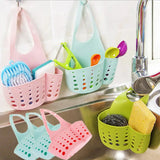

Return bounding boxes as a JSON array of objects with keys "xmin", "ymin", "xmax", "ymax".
[
  {"xmin": 104, "ymin": 140, "xmax": 107, "ymax": 143},
  {"xmin": 12, "ymin": 104, "xmax": 17, "ymax": 107},
  {"xmin": 47, "ymin": 94, "xmax": 51, "ymax": 97},
  {"xmin": 48, "ymin": 89, "xmax": 52, "ymax": 92},
  {"xmin": 90, "ymin": 85, "xmax": 93, "ymax": 88},
  {"xmin": 116, "ymin": 143, "xmax": 120, "ymax": 146},
  {"xmin": 36, "ymin": 99, "xmax": 39, "ymax": 102},
  {"xmin": 83, "ymin": 83, "xmax": 86, "ymax": 85},
  {"xmin": 62, "ymin": 151, "xmax": 65, "ymax": 155},
  {"xmin": 44, "ymin": 152, "xmax": 47, "ymax": 156},
  {"xmin": 28, "ymin": 153, "xmax": 31, "ymax": 157},
  {"xmin": 41, "ymin": 150, "xmax": 43, "ymax": 153},
  {"xmin": 106, "ymin": 74, "xmax": 109, "ymax": 76},
  {"xmin": 90, "ymin": 81, "xmax": 93, "ymax": 84},
  {"xmin": 109, "ymin": 142, "xmax": 113, "ymax": 145},
  {"xmin": 59, "ymin": 150, "xmax": 61, "ymax": 153},
  {"xmin": 74, "ymin": 84, "xmax": 78, "ymax": 86},
  {"xmin": 131, "ymin": 145, "xmax": 134, "ymax": 148},
  {"xmin": 29, "ymin": 101, "xmax": 33, "ymax": 105},
  {"xmin": 74, "ymin": 88, "xmax": 79, "ymax": 90},
  {"xmin": 10, "ymin": 96, "xmax": 13, "ymax": 99},
  {"xmin": 11, "ymin": 100, "xmax": 15, "ymax": 103},
  {"xmin": 25, "ymin": 152, "xmax": 27, "ymax": 155},
  {"xmin": 124, "ymin": 143, "xmax": 128, "ymax": 146},
  {"xmin": 21, "ymin": 104, "xmax": 25, "ymax": 107},
  {"xmin": 104, "ymin": 78, "xmax": 108, "ymax": 81},
  {"xmin": 66, "ymin": 146, "xmax": 69, "ymax": 150}
]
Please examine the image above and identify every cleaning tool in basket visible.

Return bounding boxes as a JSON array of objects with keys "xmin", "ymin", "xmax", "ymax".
[
  {"xmin": 32, "ymin": 60, "xmax": 55, "ymax": 79},
  {"xmin": 40, "ymin": 109, "xmax": 92, "ymax": 160},
  {"xmin": 53, "ymin": 42, "xmax": 82, "ymax": 70},
  {"xmin": 105, "ymin": 47, "xmax": 119, "ymax": 58},
  {"xmin": 116, "ymin": 40, "xmax": 128, "ymax": 58},
  {"xmin": 1, "ymin": 61, "xmax": 32, "ymax": 87},
  {"xmin": 91, "ymin": 54, "xmax": 101, "ymax": 66},
  {"xmin": 129, "ymin": 100, "xmax": 156, "ymax": 134},
  {"xmin": 25, "ymin": 112, "xmax": 60, "ymax": 160},
  {"xmin": 10, "ymin": 114, "xmax": 39, "ymax": 160}
]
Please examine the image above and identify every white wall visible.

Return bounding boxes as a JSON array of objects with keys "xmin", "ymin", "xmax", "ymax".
[{"xmin": 0, "ymin": 0, "xmax": 138, "ymax": 112}]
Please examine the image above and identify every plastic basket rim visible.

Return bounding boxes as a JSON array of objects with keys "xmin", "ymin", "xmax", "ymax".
[
  {"xmin": 98, "ymin": 109, "xmax": 151, "ymax": 136},
  {"xmin": 65, "ymin": 57, "xmax": 118, "ymax": 73},
  {"xmin": 2, "ymin": 67, "xmax": 63, "ymax": 88}
]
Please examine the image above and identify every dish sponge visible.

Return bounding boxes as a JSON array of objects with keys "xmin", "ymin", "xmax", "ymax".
[
  {"xmin": 32, "ymin": 60, "xmax": 55, "ymax": 79},
  {"xmin": 129, "ymin": 100, "xmax": 156, "ymax": 134}
]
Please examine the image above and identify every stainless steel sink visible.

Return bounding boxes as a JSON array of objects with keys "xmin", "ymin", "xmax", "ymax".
[{"xmin": 0, "ymin": 85, "xmax": 160, "ymax": 160}]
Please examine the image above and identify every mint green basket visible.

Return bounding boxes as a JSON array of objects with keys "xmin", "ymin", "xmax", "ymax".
[
  {"xmin": 98, "ymin": 88, "xmax": 150, "ymax": 153},
  {"xmin": 103, "ymin": 58, "xmax": 118, "ymax": 85},
  {"xmin": 65, "ymin": 58, "xmax": 118, "ymax": 94}
]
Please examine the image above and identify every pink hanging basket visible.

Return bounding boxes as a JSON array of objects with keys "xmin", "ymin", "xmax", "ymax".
[
  {"xmin": 3, "ymin": 68, "xmax": 63, "ymax": 110},
  {"xmin": 40, "ymin": 109, "xmax": 92, "ymax": 160}
]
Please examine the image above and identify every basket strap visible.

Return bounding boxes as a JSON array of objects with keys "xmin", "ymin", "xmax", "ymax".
[
  {"xmin": 10, "ymin": 7, "xmax": 45, "ymax": 60},
  {"xmin": 9, "ymin": 114, "xmax": 30, "ymax": 143},
  {"xmin": 72, "ymin": 0, "xmax": 99, "ymax": 43},
  {"xmin": 25, "ymin": 112, "xmax": 42, "ymax": 137},
  {"xmin": 40, "ymin": 109, "xmax": 70, "ymax": 138}
]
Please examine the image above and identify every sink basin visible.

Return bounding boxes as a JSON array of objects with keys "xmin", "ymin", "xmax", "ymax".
[{"xmin": 0, "ymin": 84, "xmax": 160, "ymax": 160}]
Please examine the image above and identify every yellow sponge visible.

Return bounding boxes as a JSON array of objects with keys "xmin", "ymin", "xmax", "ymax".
[{"xmin": 129, "ymin": 100, "xmax": 156, "ymax": 134}]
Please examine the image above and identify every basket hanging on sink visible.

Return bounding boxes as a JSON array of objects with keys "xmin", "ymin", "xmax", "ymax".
[
  {"xmin": 98, "ymin": 88, "xmax": 151, "ymax": 153},
  {"xmin": 40, "ymin": 109, "xmax": 92, "ymax": 160}
]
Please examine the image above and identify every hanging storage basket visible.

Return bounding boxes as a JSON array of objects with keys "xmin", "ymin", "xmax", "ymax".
[
  {"xmin": 98, "ymin": 109, "xmax": 150, "ymax": 153},
  {"xmin": 64, "ymin": 0, "xmax": 118, "ymax": 94},
  {"xmin": 25, "ymin": 112, "xmax": 60, "ymax": 160},
  {"xmin": 97, "ymin": 88, "xmax": 150, "ymax": 153},
  {"xmin": 10, "ymin": 113, "xmax": 60, "ymax": 160},
  {"xmin": 65, "ymin": 58, "xmax": 118, "ymax": 94},
  {"xmin": 40, "ymin": 109, "xmax": 92, "ymax": 160},
  {"xmin": 3, "ymin": 68, "xmax": 63, "ymax": 110},
  {"xmin": 2, "ymin": 8, "xmax": 63, "ymax": 110}
]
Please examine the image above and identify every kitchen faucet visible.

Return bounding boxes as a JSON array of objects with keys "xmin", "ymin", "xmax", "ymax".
[{"xmin": 132, "ymin": 0, "xmax": 149, "ymax": 83}]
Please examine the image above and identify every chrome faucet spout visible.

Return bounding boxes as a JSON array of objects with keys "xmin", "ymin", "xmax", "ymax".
[{"xmin": 132, "ymin": 0, "xmax": 149, "ymax": 83}]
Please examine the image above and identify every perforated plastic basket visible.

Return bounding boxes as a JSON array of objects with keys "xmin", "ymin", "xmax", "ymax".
[
  {"xmin": 65, "ymin": 58, "xmax": 118, "ymax": 94},
  {"xmin": 65, "ymin": 61, "xmax": 104, "ymax": 94},
  {"xmin": 10, "ymin": 114, "xmax": 38, "ymax": 160},
  {"xmin": 98, "ymin": 88, "xmax": 150, "ymax": 153},
  {"xmin": 98, "ymin": 109, "xmax": 150, "ymax": 153},
  {"xmin": 3, "ymin": 68, "xmax": 63, "ymax": 110},
  {"xmin": 40, "ymin": 109, "xmax": 92, "ymax": 160},
  {"xmin": 103, "ymin": 58, "xmax": 118, "ymax": 85},
  {"xmin": 25, "ymin": 112, "xmax": 60, "ymax": 160},
  {"xmin": 10, "ymin": 113, "xmax": 60, "ymax": 160}
]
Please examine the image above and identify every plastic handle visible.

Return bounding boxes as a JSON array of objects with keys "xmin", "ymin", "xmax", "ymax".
[
  {"xmin": 10, "ymin": 7, "xmax": 42, "ymax": 60},
  {"xmin": 40, "ymin": 109, "xmax": 70, "ymax": 138},
  {"xmin": 73, "ymin": 1, "xmax": 97, "ymax": 37},
  {"xmin": 9, "ymin": 114, "xmax": 29, "ymax": 143},
  {"xmin": 25, "ymin": 112, "xmax": 42, "ymax": 129}
]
